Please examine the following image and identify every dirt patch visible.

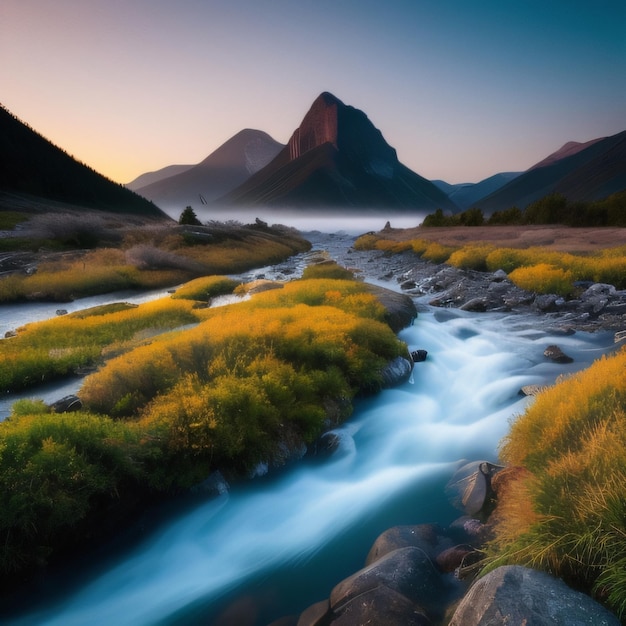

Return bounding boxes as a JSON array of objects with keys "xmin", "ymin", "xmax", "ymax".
[{"xmin": 381, "ymin": 225, "xmax": 626, "ymax": 253}]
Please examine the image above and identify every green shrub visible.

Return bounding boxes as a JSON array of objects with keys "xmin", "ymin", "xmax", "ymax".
[{"xmin": 171, "ymin": 275, "xmax": 239, "ymax": 301}]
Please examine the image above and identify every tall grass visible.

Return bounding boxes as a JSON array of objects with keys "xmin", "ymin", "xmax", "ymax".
[
  {"xmin": 486, "ymin": 348, "xmax": 626, "ymax": 618},
  {"xmin": 354, "ymin": 233, "xmax": 626, "ymax": 293}
]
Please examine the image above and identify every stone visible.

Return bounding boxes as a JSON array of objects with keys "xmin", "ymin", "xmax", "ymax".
[
  {"xmin": 365, "ymin": 524, "xmax": 452, "ymax": 566},
  {"xmin": 411, "ymin": 349, "xmax": 428, "ymax": 362},
  {"xmin": 330, "ymin": 584, "xmax": 431, "ymax": 626},
  {"xmin": 330, "ymin": 546, "xmax": 446, "ymax": 620},
  {"xmin": 380, "ymin": 356, "xmax": 413, "ymax": 388},
  {"xmin": 435, "ymin": 544, "xmax": 483, "ymax": 574},
  {"xmin": 445, "ymin": 461, "xmax": 502, "ymax": 516},
  {"xmin": 448, "ymin": 565, "xmax": 621, "ymax": 626},
  {"xmin": 519, "ymin": 384, "xmax": 546, "ymax": 396},
  {"xmin": 492, "ymin": 269, "xmax": 508, "ymax": 281},
  {"xmin": 296, "ymin": 599, "xmax": 330, "ymax": 626},
  {"xmin": 49, "ymin": 394, "xmax": 82, "ymax": 413},
  {"xmin": 543, "ymin": 344, "xmax": 574, "ymax": 363},
  {"xmin": 55, "ymin": 308, "xmax": 68, "ymax": 316}
]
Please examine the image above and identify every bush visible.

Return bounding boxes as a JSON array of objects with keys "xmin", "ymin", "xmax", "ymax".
[
  {"xmin": 0, "ymin": 411, "xmax": 149, "ymax": 576},
  {"xmin": 508, "ymin": 264, "xmax": 574, "ymax": 296},
  {"xmin": 171, "ymin": 275, "xmax": 239, "ymax": 301},
  {"xmin": 447, "ymin": 245, "xmax": 494, "ymax": 272}
]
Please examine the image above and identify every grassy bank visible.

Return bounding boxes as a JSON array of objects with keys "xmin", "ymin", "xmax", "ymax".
[
  {"xmin": 0, "ymin": 217, "xmax": 310, "ymax": 302},
  {"xmin": 484, "ymin": 347, "xmax": 626, "ymax": 619},
  {"xmin": 355, "ymin": 232, "xmax": 626, "ymax": 295},
  {"xmin": 0, "ymin": 264, "xmax": 408, "ymax": 581}
]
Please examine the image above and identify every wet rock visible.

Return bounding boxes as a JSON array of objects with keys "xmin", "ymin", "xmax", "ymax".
[
  {"xmin": 519, "ymin": 384, "xmax": 546, "ymax": 396},
  {"xmin": 4, "ymin": 330, "xmax": 17, "ymax": 338},
  {"xmin": 330, "ymin": 546, "xmax": 446, "ymax": 621},
  {"xmin": 448, "ymin": 565, "xmax": 621, "ymax": 626},
  {"xmin": 190, "ymin": 470, "xmax": 229, "ymax": 496},
  {"xmin": 365, "ymin": 524, "xmax": 452, "ymax": 566},
  {"xmin": 296, "ymin": 599, "xmax": 330, "ymax": 626},
  {"xmin": 543, "ymin": 344, "xmax": 574, "ymax": 363},
  {"xmin": 445, "ymin": 461, "xmax": 502, "ymax": 516},
  {"xmin": 309, "ymin": 431, "xmax": 341, "ymax": 458},
  {"xmin": 436, "ymin": 544, "xmax": 483, "ymax": 574},
  {"xmin": 411, "ymin": 349, "xmax": 428, "ymax": 362},
  {"xmin": 56, "ymin": 309, "xmax": 68, "ymax": 316},
  {"xmin": 460, "ymin": 297, "xmax": 487, "ymax": 312},
  {"xmin": 366, "ymin": 285, "xmax": 417, "ymax": 331},
  {"xmin": 49, "ymin": 394, "xmax": 82, "ymax": 413},
  {"xmin": 533, "ymin": 294, "xmax": 559, "ymax": 312},
  {"xmin": 380, "ymin": 356, "xmax": 413, "ymax": 388},
  {"xmin": 330, "ymin": 584, "xmax": 431, "ymax": 626}
]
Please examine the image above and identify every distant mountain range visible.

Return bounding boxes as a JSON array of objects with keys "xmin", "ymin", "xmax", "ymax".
[
  {"xmin": 432, "ymin": 172, "xmax": 522, "ymax": 211},
  {"xmin": 219, "ymin": 92, "xmax": 457, "ymax": 212},
  {"xmin": 474, "ymin": 131, "xmax": 626, "ymax": 213},
  {"xmin": 128, "ymin": 129, "xmax": 283, "ymax": 210},
  {"xmin": 0, "ymin": 105, "xmax": 167, "ymax": 219},
  {"xmin": 129, "ymin": 93, "xmax": 626, "ymax": 216},
  {"xmin": 3, "ymin": 92, "xmax": 624, "ymax": 221}
]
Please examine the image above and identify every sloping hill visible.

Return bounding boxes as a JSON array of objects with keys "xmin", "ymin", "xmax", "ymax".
[
  {"xmin": 132, "ymin": 129, "xmax": 283, "ymax": 212},
  {"xmin": 221, "ymin": 92, "xmax": 457, "ymax": 212},
  {"xmin": 126, "ymin": 164, "xmax": 194, "ymax": 190},
  {"xmin": 0, "ymin": 105, "xmax": 167, "ymax": 218},
  {"xmin": 475, "ymin": 130, "xmax": 626, "ymax": 213},
  {"xmin": 432, "ymin": 172, "xmax": 521, "ymax": 211}
]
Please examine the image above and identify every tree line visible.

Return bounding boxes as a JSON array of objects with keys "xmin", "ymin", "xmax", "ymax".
[{"xmin": 423, "ymin": 191, "xmax": 626, "ymax": 227}]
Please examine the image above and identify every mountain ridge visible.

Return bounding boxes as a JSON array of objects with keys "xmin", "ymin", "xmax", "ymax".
[
  {"xmin": 219, "ymin": 92, "xmax": 458, "ymax": 212},
  {"xmin": 131, "ymin": 129, "xmax": 283, "ymax": 212},
  {"xmin": 475, "ymin": 130, "xmax": 626, "ymax": 212},
  {"xmin": 0, "ymin": 105, "xmax": 167, "ymax": 219}
]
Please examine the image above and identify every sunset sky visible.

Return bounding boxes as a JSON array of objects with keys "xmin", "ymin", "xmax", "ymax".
[{"xmin": 2, "ymin": 0, "xmax": 625, "ymax": 185}]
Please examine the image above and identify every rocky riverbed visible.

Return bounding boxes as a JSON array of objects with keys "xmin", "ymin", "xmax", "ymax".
[{"xmin": 261, "ymin": 230, "xmax": 626, "ymax": 626}]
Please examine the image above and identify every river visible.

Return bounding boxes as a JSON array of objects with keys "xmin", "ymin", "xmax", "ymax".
[{"xmin": 0, "ymin": 233, "xmax": 618, "ymax": 625}]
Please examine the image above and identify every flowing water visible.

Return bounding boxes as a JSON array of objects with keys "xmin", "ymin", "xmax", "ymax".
[
  {"xmin": 0, "ymin": 229, "xmax": 618, "ymax": 623},
  {"xmin": 1, "ymin": 298, "xmax": 616, "ymax": 625}
]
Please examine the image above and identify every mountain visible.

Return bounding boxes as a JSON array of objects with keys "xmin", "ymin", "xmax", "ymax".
[
  {"xmin": 132, "ymin": 129, "xmax": 283, "ymax": 212},
  {"xmin": 0, "ymin": 105, "xmax": 167, "ymax": 218},
  {"xmin": 127, "ymin": 164, "xmax": 193, "ymax": 190},
  {"xmin": 220, "ymin": 92, "xmax": 457, "ymax": 212},
  {"xmin": 475, "ymin": 130, "xmax": 626, "ymax": 213},
  {"xmin": 432, "ymin": 172, "xmax": 521, "ymax": 210}
]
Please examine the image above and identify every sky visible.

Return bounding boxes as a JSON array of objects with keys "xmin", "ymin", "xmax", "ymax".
[{"xmin": 2, "ymin": 0, "xmax": 625, "ymax": 185}]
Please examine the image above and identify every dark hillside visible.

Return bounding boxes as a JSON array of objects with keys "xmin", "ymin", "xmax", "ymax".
[{"xmin": 0, "ymin": 105, "xmax": 168, "ymax": 219}]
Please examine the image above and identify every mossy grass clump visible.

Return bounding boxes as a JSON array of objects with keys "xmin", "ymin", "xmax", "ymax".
[
  {"xmin": 485, "ymin": 348, "xmax": 626, "ymax": 619},
  {"xmin": 0, "ymin": 273, "xmax": 408, "ymax": 580},
  {"xmin": 170, "ymin": 275, "xmax": 239, "ymax": 301}
]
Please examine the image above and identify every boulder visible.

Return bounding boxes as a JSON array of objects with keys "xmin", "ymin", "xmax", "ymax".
[
  {"xmin": 445, "ymin": 461, "xmax": 502, "ymax": 516},
  {"xmin": 49, "ymin": 394, "xmax": 82, "ymax": 413},
  {"xmin": 448, "ymin": 565, "xmax": 620, "ymax": 626},
  {"xmin": 435, "ymin": 544, "xmax": 483, "ymax": 574},
  {"xmin": 296, "ymin": 599, "xmax": 330, "ymax": 626},
  {"xmin": 519, "ymin": 384, "xmax": 546, "ymax": 397},
  {"xmin": 330, "ymin": 546, "xmax": 446, "ymax": 620},
  {"xmin": 411, "ymin": 349, "xmax": 428, "ymax": 362},
  {"xmin": 330, "ymin": 584, "xmax": 431, "ymax": 626},
  {"xmin": 380, "ymin": 356, "xmax": 413, "ymax": 388},
  {"xmin": 366, "ymin": 285, "xmax": 417, "ymax": 332},
  {"xmin": 365, "ymin": 524, "xmax": 452, "ymax": 566},
  {"xmin": 543, "ymin": 344, "xmax": 574, "ymax": 363}
]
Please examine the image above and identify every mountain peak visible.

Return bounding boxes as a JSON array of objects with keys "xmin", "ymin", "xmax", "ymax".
[
  {"xmin": 222, "ymin": 93, "xmax": 458, "ymax": 211},
  {"xmin": 287, "ymin": 93, "xmax": 343, "ymax": 159}
]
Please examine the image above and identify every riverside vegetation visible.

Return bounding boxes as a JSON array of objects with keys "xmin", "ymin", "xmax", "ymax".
[
  {"xmin": 356, "ymin": 220, "xmax": 626, "ymax": 620},
  {"xmin": 3, "ymin": 205, "xmax": 626, "ymax": 620},
  {"xmin": 0, "ymin": 262, "xmax": 408, "ymax": 582}
]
